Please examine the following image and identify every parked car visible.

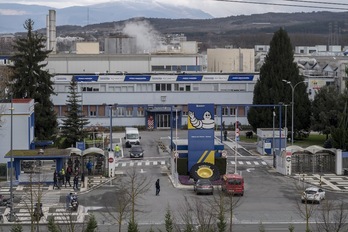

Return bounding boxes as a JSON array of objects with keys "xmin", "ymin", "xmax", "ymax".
[
  {"xmin": 194, "ymin": 179, "xmax": 214, "ymax": 195},
  {"xmin": 129, "ymin": 145, "xmax": 144, "ymax": 158},
  {"xmin": 301, "ymin": 187, "xmax": 325, "ymax": 204}
]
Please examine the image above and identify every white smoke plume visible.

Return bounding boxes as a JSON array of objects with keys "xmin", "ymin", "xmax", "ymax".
[{"xmin": 122, "ymin": 20, "xmax": 166, "ymax": 53}]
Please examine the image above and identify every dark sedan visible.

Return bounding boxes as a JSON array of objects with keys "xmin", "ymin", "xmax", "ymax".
[
  {"xmin": 194, "ymin": 179, "xmax": 214, "ymax": 195},
  {"xmin": 129, "ymin": 145, "xmax": 144, "ymax": 158}
]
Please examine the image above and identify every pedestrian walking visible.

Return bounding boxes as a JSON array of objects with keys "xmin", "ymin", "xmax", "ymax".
[
  {"xmin": 114, "ymin": 144, "xmax": 121, "ymax": 158},
  {"xmin": 53, "ymin": 171, "xmax": 60, "ymax": 190},
  {"xmin": 81, "ymin": 172, "xmax": 85, "ymax": 188},
  {"xmin": 155, "ymin": 179, "xmax": 160, "ymax": 196},
  {"xmin": 74, "ymin": 158, "xmax": 80, "ymax": 172},
  {"xmin": 224, "ymin": 130, "xmax": 228, "ymax": 141},
  {"xmin": 73, "ymin": 174, "xmax": 79, "ymax": 190},
  {"xmin": 86, "ymin": 160, "xmax": 93, "ymax": 175},
  {"xmin": 61, "ymin": 168, "xmax": 66, "ymax": 185},
  {"xmin": 65, "ymin": 172, "xmax": 71, "ymax": 187}
]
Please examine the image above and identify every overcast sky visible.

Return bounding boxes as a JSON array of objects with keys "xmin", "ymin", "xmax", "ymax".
[{"xmin": 1, "ymin": 0, "xmax": 347, "ymax": 17}]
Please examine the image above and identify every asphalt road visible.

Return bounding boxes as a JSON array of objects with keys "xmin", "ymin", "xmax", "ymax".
[{"xmin": 76, "ymin": 130, "xmax": 348, "ymax": 231}]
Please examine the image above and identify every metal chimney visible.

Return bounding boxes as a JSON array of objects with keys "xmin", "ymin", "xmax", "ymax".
[{"xmin": 46, "ymin": 10, "xmax": 57, "ymax": 54}]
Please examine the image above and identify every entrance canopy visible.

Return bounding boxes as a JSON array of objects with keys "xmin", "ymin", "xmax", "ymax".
[{"xmin": 82, "ymin": 147, "xmax": 105, "ymax": 157}]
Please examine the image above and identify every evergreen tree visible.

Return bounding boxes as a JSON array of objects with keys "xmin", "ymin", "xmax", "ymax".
[
  {"xmin": 61, "ymin": 78, "xmax": 89, "ymax": 148},
  {"xmin": 47, "ymin": 217, "xmax": 60, "ymax": 232},
  {"xmin": 247, "ymin": 28, "xmax": 311, "ymax": 134},
  {"xmin": 9, "ymin": 18, "xmax": 57, "ymax": 140},
  {"xmin": 330, "ymin": 67, "xmax": 348, "ymax": 150},
  {"xmin": 10, "ymin": 224, "xmax": 23, "ymax": 232},
  {"xmin": 164, "ymin": 207, "xmax": 174, "ymax": 232},
  {"xmin": 85, "ymin": 214, "xmax": 98, "ymax": 232},
  {"xmin": 127, "ymin": 220, "xmax": 139, "ymax": 232},
  {"xmin": 311, "ymin": 85, "xmax": 341, "ymax": 140}
]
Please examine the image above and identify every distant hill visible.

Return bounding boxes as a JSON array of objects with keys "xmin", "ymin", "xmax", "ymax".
[
  {"xmin": 0, "ymin": 2, "xmax": 212, "ymax": 33},
  {"xmin": 50, "ymin": 11, "xmax": 348, "ymax": 50}
]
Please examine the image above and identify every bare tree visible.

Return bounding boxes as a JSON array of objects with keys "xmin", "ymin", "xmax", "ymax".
[
  {"xmin": 315, "ymin": 199, "xmax": 348, "ymax": 232},
  {"xmin": 104, "ymin": 178, "xmax": 131, "ymax": 232},
  {"xmin": 176, "ymin": 195, "xmax": 216, "ymax": 232},
  {"xmin": 294, "ymin": 182, "xmax": 317, "ymax": 232},
  {"xmin": 209, "ymin": 187, "xmax": 241, "ymax": 232}
]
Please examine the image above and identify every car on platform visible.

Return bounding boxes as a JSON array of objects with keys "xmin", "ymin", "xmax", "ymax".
[
  {"xmin": 194, "ymin": 179, "xmax": 214, "ymax": 195},
  {"xmin": 129, "ymin": 145, "xmax": 144, "ymax": 158},
  {"xmin": 301, "ymin": 187, "xmax": 325, "ymax": 204}
]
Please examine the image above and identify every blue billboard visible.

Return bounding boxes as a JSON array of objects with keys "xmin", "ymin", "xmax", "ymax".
[{"xmin": 187, "ymin": 104, "xmax": 215, "ymax": 170}]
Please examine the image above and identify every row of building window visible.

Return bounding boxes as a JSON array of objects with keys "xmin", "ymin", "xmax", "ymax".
[
  {"xmin": 151, "ymin": 65, "xmax": 202, "ymax": 72},
  {"xmin": 55, "ymin": 105, "xmax": 239, "ymax": 117},
  {"xmin": 58, "ymin": 83, "xmax": 252, "ymax": 93}
]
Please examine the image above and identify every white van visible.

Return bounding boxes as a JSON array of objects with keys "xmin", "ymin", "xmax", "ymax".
[{"xmin": 124, "ymin": 127, "xmax": 141, "ymax": 147}]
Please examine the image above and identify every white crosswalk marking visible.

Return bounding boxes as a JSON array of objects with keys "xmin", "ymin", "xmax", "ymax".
[
  {"xmin": 231, "ymin": 161, "xmax": 236, "ymax": 165},
  {"xmin": 137, "ymin": 162, "xmax": 142, "ymax": 166},
  {"xmin": 130, "ymin": 162, "xmax": 134, "ymax": 166},
  {"xmin": 254, "ymin": 161, "xmax": 260, "ymax": 165},
  {"xmin": 145, "ymin": 161, "xmax": 150, "ymax": 166},
  {"xmin": 246, "ymin": 161, "xmax": 251, "ymax": 165},
  {"xmin": 161, "ymin": 161, "xmax": 165, "ymax": 165},
  {"xmin": 238, "ymin": 161, "xmax": 243, "ymax": 165},
  {"xmin": 122, "ymin": 163, "xmax": 126, "ymax": 167},
  {"xmin": 153, "ymin": 161, "xmax": 158, "ymax": 165},
  {"xmin": 261, "ymin": 161, "xmax": 267, "ymax": 165}
]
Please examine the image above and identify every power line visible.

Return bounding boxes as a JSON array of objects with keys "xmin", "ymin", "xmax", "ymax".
[
  {"xmin": 283, "ymin": 0, "xmax": 348, "ymax": 7},
  {"xmin": 215, "ymin": 0, "xmax": 348, "ymax": 11}
]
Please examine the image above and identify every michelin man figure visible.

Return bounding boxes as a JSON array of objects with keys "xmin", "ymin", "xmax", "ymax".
[{"xmin": 188, "ymin": 110, "xmax": 215, "ymax": 129}]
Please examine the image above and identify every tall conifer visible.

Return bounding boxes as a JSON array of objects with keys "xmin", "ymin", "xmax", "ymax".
[
  {"xmin": 10, "ymin": 19, "xmax": 57, "ymax": 140},
  {"xmin": 61, "ymin": 78, "xmax": 89, "ymax": 148},
  {"xmin": 248, "ymin": 28, "xmax": 311, "ymax": 134}
]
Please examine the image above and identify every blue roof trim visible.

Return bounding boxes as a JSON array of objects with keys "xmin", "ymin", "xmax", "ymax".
[
  {"xmin": 177, "ymin": 75, "xmax": 203, "ymax": 81},
  {"xmin": 125, "ymin": 75, "xmax": 151, "ymax": 81},
  {"xmin": 228, "ymin": 75, "xmax": 254, "ymax": 81},
  {"xmin": 74, "ymin": 75, "xmax": 99, "ymax": 82}
]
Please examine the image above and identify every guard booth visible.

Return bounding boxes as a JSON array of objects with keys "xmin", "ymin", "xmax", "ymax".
[{"xmin": 256, "ymin": 128, "xmax": 287, "ymax": 155}]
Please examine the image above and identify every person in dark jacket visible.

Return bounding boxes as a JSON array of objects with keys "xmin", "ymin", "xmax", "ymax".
[
  {"xmin": 65, "ymin": 172, "xmax": 71, "ymax": 187},
  {"xmin": 73, "ymin": 174, "xmax": 79, "ymax": 190},
  {"xmin": 53, "ymin": 171, "xmax": 60, "ymax": 190},
  {"xmin": 155, "ymin": 179, "xmax": 160, "ymax": 196},
  {"xmin": 81, "ymin": 172, "xmax": 85, "ymax": 188}
]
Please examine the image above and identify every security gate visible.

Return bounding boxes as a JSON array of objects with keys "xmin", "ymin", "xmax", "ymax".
[{"xmin": 291, "ymin": 152, "xmax": 335, "ymax": 174}]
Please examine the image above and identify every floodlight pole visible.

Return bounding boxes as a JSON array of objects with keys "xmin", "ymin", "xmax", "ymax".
[
  {"xmin": 9, "ymin": 95, "xmax": 14, "ymax": 222},
  {"xmin": 282, "ymin": 80, "xmax": 307, "ymax": 145}
]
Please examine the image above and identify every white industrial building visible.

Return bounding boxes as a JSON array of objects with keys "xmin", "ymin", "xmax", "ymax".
[{"xmin": 0, "ymin": 99, "xmax": 35, "ymax": 163}]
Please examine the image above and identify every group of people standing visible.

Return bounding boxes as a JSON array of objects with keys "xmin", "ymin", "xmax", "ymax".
[{"xmin": 53, "ymin": 163, "xmax": 85, "ymax": 190}]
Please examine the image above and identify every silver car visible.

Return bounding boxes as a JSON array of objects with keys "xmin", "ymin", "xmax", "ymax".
[
  {"xmin": 194, "ymin": 179, "xmax": 214, "ymax": 195},
  {"xmin": 301, "ymin": 187, "xmax": 325, "ymax": 204}
]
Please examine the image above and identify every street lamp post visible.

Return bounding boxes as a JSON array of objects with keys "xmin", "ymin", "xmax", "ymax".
[
  {"xmin": 282, "ymin": 80, "xmax": 307, "ymax": 145},
  {"xmin": 108, "ymin": 104, "xmax": 117, "ymax": 152},
  {"xmin": 9, "ymin": 96, "xmax": 14, "ymax": 221}
]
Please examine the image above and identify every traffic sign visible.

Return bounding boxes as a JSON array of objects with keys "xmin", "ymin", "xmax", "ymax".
[
  {"xmin": 108, "ymin": 157, "xmax": 114, "ymax": 163},
  {"xmin": 286, "ymin": 156, "xmax": 291, "ymax": 162},
  {"xmin": 222, "ymin": 150, "xmax": 227, "ymax": 158},
  {"xmin": 174, "ymin": 151, "xmax": 179, "ymax": 159}
]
